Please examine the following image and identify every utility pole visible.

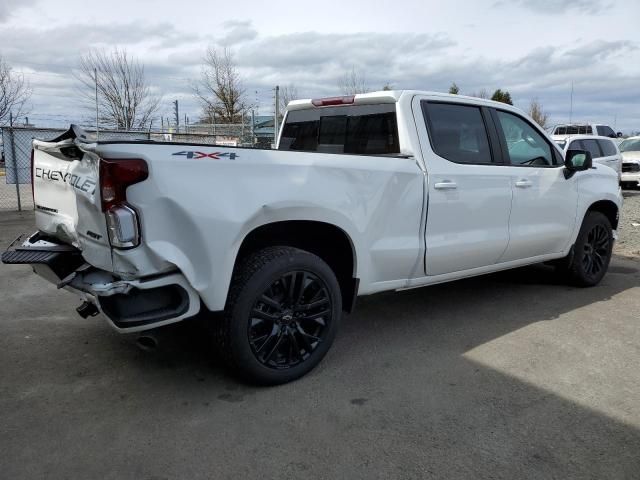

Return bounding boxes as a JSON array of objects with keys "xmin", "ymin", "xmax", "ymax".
[
  {"xmin": 569, "ymin": 81, "xmax": 574, "ymax": 124},
  {"xmin": 274, "ymin": 85, "xmax": 280, "ymax": 146},
  {"xmin": 95, "ymin": 68, "xmax": 99, "ymax": 140},
  {"xmin": 9, "ymin": 111, "xmax": 21, "ymax": 211},
  {"xmin": 251, "ymin": 109, "xmax": 255, "ymax": 145},
  {"xmin": 173, "ymin": 100, "xmax": 179, "ymax": 133}
]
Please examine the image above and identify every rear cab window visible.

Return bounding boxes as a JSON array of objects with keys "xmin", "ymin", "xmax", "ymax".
[{"xmin": 279, "ymin": 104, "xmax": 400, "ymax": 155}]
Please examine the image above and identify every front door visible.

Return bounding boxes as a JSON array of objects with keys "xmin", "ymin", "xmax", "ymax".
[{"xmin": 491, "ymin": 109, "xmax": 578, "ymax": 262}]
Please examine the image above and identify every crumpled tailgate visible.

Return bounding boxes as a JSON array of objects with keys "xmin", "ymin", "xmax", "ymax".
[{"xmin": 32, "ymin": 137, "xmax": 113, "ymax": 270}]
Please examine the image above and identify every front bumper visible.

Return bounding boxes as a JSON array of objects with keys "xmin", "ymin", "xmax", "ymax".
[
  {"xmin": 2, "ymin": 232, "xmax": 201, "ymax": 332},
  {"xmin": 620, "ymin": 172, "xmax": 640, "ymax": 186}
]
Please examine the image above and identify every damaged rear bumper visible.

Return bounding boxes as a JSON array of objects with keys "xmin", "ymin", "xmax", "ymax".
[{"xmin": 2, "ymin": 232, "xmax": 201, "ymax": 332}]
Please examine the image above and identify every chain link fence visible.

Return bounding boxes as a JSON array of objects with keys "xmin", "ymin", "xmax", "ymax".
[{"xmin": 0, "ymin": 124, "xmax": 273, "ymax": 211}]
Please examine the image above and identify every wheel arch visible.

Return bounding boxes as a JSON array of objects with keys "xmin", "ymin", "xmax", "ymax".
[
  {"xmin": 234, "ymin": 220, "xmax": 359, "ymax": 312},
  {"xmin": 586, "ymin": 199, "xmax": 619, "ymax": 230}
]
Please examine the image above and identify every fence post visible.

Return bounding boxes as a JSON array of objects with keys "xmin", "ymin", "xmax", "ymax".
[{"xmin": 8, "ymin": 125, "xmax": 22, "ymax": 212}]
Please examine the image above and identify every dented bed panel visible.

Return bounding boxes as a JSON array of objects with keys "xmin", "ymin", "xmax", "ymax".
[{"xmin": 94, "ymin": 141, "xmax": 425, "ymax": 311}]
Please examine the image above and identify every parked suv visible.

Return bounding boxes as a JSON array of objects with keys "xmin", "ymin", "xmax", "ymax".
[
  {"xmin": 556, "ymin": 135, "xmax": 622, "ymax": 179},
  {"xmin": 619, "ymin": 136, "xmax": 640, "ymax": 188},
  {"xmin": 2, "ymin": 91, "xmax": 623, "ymax": 384},
  {"xmin": 551, "ymin": 123, "xmax": 621, "ymax": 141}
]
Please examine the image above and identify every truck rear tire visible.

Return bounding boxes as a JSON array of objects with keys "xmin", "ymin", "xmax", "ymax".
[
  {"xmin": 557, "ymin": 211, "xmax": 613, "ymax": 287},
  {"xmin": 217, "ymin": 246, "xmax": 342, "ymax": 385}
]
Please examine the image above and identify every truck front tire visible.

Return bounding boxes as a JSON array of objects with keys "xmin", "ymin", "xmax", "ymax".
[
  {"xmin": 217, "ymin": 246, "xmax": 342, "ymax": 385},
  {"xmin": 558, "ymin": 211, "xmax": 613, "ymax": 287}
]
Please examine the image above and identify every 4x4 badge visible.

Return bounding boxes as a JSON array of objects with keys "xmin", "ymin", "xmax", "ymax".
[{"xmin": 172, "ymin": 151, "xmax": 237, "ymax": 160}]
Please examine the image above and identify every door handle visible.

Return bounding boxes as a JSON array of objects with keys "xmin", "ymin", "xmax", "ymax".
[
  {"xmin": 434, "ymin": 181, "xmax": 458, "ymax": 190},
  {"xmin": 515, "ymin": 179, "xmax": 533, "ymax": 188}
]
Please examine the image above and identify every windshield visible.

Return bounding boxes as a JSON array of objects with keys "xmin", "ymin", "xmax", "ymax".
[{"xmin": 619, "ymin": 139, "xmax": 640, "ymax": 152}]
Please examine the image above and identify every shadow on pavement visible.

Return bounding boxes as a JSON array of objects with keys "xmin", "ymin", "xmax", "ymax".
[{"xmin": 2, "ymin": 210, "xmax": 640, "ymax": 478}]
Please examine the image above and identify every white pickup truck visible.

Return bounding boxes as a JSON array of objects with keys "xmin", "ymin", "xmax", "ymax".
[{"xmin": 2, "ymin": 91, "xmax": 623, "ymax": 384}]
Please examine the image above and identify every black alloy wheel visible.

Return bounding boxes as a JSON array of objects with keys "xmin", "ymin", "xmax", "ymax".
[
  {"xmin": 217, "ymin": 246, "xmax": 342, "ymax": 385},
  {"xmin": 581, "ymin": 224, "xmax": 610, "ymax": 278},
  {"xmin": 558, "ymin": 211, "xmax": 613, "ymax": 287},
  {"xmin": 248, "ymin": 270, "xmax": 331, "ymax": 369}
]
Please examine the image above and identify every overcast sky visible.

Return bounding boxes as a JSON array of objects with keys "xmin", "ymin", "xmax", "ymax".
[{"xmin": 2, "ymin": 0, "xmax": 639, "ymax": 131}]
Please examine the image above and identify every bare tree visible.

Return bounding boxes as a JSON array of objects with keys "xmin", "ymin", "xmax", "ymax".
[
  {"xmin": 279, "ymin": 84, "xmax": 299, "ymax": 114},
  {"xmin": 469, "ymin": 88, "xmax": 489, "ymax": 99},
  {"xmin": 0, "ymin": 56, "xmax": 31, "ymax": 126},
  {"xmin": 339, "ymin": 67, "xmax": 369, "ymax": 95},
  {"xmin": 76, "ymin": 48, "xmax": 160, "ymax": 129},
  {"xmin": 195, "ymin": 47, "xmax": 246, "ymax": 124},
  {"xmin": 528, "ymin": 97, "xmax": 549, "ymax": 128}
]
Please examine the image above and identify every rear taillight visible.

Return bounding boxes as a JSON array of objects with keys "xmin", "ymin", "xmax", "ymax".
[
  {"xmin": 311, "ymin": 95, "xmax": 355, "ymax": 107},
  {"xmin": 99, "ymin": 158, "xmax": 148, "ymax": 248},
  {"xmin": 99, "ymin": 158, "xmax": 148, "ymax": 211}
]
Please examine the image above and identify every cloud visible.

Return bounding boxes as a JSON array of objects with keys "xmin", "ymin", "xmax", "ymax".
[
  {"xmin": 3, "ymin": 19, "xmax": 640, "ymax": 131},
  {"xmin": 498, "ymin": 0, "xmax": 612, "ymax": 14},
  {"xmin": 0, "ymin": 0, "xmax": 36, "ymax": 22},
  {"xmin": 219, "ymin": 20, "xmax": 258, "ymax": 45},
  {"xmin": 0, "ymin": 22, "xmax": 200, "ymax": 69},
  {"xmin": 565, "ymin": 40, "xmax": 635, "ymax": 61}
]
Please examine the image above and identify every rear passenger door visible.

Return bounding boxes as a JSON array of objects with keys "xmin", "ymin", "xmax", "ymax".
[
  {"xmin": 596, "ymin": 139, "xmax": 621, "ymax": 174},
  {"xmin": 492, "ymin": 110, "xmax": 578, "ymax": 262},
  {"xmin": 417, "ymin": 99, "xmax": 513, "ymax": 275}
]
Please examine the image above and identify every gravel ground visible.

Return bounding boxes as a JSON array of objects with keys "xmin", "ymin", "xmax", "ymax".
[{"xmin": 615, "ymin": 188, "xmax": 640, "ymax": 256}]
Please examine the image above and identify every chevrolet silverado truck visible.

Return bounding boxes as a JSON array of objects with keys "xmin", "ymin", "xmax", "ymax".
[{"xmin": 2, "ymin": 91, "xmax": 623, "ymax": 385}]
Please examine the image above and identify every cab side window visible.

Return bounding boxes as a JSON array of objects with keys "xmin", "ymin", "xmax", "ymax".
[
  {"xmin": 597, "ymin": 126, "xmax": 616, "ymax": 138},
  {"xmin": 597, "ymin": 139, "xmax": 617, "ymax": 157},
  {"xmin": 422, "ymin": 102, "xmax": 494, "ymax": 164},
  {"xmin": 568, "ymin": 140, "xmax": 583, "ymax": 151},
  {"xmin": 494, "ymin": 111, "xmax": 556, "ymax": 166},
  {"xmin": 581, "ymin": 139, "xmax": 602, "ymax": 159}
]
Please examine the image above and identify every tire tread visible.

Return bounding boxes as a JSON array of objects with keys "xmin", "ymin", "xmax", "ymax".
[
  {"xmin": 564, "ymin": 211, "xmax": 613, "ymax": 287},
  {"xmin": 214, "ymin": 246, "xmax": 301, "ymax": 374}
]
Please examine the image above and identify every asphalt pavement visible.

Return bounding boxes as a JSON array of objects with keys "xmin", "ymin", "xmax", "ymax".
[{"xmin": 1, "ymin": 211, "xmax": 639, "ymax": 479}]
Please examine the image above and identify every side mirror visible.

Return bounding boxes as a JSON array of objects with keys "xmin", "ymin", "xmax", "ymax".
[
  {"xmin": 617, "ymin": 132, "xmax": 623, "ymax": 138},
  {"xmin": 564, "ymin": 150, "xmax": 592, "ymax": 179}
]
